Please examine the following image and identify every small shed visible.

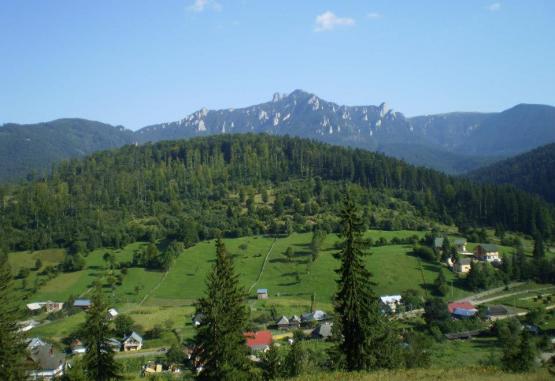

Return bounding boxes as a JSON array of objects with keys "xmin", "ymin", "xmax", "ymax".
[{"xmin": 257, "ymin": 288, "xmax": 269, "ymax": 300}]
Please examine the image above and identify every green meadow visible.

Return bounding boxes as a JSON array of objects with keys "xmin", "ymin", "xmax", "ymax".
[{"xmin": 11, "ymin": 228, "xmax": 549, "ymax": 349}]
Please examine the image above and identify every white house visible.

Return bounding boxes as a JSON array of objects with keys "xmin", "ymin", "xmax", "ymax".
[
  {"xmin": 380, "ymin": 295, "xmax": 402, "ymax": 314},
  {"xmin": 123, "ymin": 332, "xmax": 143, "ymax": 351},
  {"xmin": 107, "ymin": 308, "xmax": 119, "ymax": 320}
]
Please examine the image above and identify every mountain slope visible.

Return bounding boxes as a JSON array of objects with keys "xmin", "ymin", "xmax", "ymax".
[
  {"xmin": 461, "ymin": 104, "xmax": 555, "ymax": 156},
  {"xmin": 2, "ymin": 92, "xmax": 555, "ymax": 182},
  {"xmin": 0, "ymin": 119, "xmax": 134, "ymax": 182},
  {"xmin": 0, "ymin": 134, "xmax": 552, "ymax": 252},
  {"xmin": 468, "ymin": 142, "xmax": 555, "ymax": 203}
]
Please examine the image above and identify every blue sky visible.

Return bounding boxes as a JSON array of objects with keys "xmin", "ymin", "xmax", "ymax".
[{"xmin": 1, "ymin": 0, "xmax": 554, "ymax": 130}]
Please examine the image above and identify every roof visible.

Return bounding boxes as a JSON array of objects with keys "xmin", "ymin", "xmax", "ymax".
[
  {"xmin": 454, "ymin": 239, "xmax": 467, "ymax": 245},
  {"xmin": 108, "ymin": 308, "xmax": 119, "ymax": 317},
  {"xmin": 487, "ymin": 305, "xmax": 509, "ymax": 316},
  {"xmin": 27, "ymin": 303, "xmax": 43, "ymax": 311},
  {"xmin": 108, "ymin": 338, "xmax": 121, "ymax": 347},
  {"xmin": 276, "ymin": 316, "xmax": 289, "ymax": 325},
  {"xmin": 29, "ymin": 344, "xmax": 65, "ymax": 371},
  {"xmin": 27, "ymin": 337, "xmax": 46, "ymax": 350},
  {"xmin": 452, "ymin": 308, "xmax": 477, "ymax": 317},
  {"xmin": 124, "ymin": 331, "xmax": 143, "ymax": 344},
  {"xmin": 73, "ymin": 299, "xmax": 92, "ymax": 307},
  {"xmin": 301, "ymin": 312, "xmax": 314, "ymax": 321},
  {"xmin": 289, "ymin": 315, "xmax": 301, "ymax": 323},
  {"xmin": 444, "ymin": 329, "xmax": 484, "ymax": 340},
  {"xmin": 457, "ymin": 258, "xmax": 472, "ymax": 266},
  {"xmin": 478, "ymin": 244, "xmax": 498, "ymax": 252},
  {"xmin": 434, "ymin": 237, "xmax": 444, "ymax": 248},
  {"xmin": 312, "ymin": 322, "xmax": 333, "ymax": 338},
  {"xmin": 312, "ymin": 310, "xmax": 327, "ymax": 320},
  {"xmin": 448, "ymin": 302, "xmax": 476, "ymax": 314},
  {"xmin": 244, "ymin": 331, "xmax": 272, "ymax": 348},
  {"xmin": 256, "ymin": 288, "xmax": 268, "ymax": 294},
  {"xmin": 380, "ymin": 295, "xmax": 402, "ymax": 305}
]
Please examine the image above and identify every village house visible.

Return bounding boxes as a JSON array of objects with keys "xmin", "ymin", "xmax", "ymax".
[
  {"xmin": 276, "ymin": 316, "xmax": 290, "ymax": 330},
  {"xmin": 27, "ymin": 342, "xmax": 65, "ymax": 380},
  {"xmin": 71, "ymin": 339, "xmax": 86, "ymax": 355},
  {"xmin": 474, "ymin": 244, "xmax": 501, "ymax": 263},
  {"xmin": 256, "ymin": 288, "xmax": 269, "ymax": 299},
  {"xmin": 301, "ymin": 310, "xmax": 327, "ymax": 323},
  {"xmin": 454, "ymin": 239, "xmax": 473, "ymax": 255},
  {"xmin": 289, "ymin": 315, "xmax": 301, "ymax": 329},
  {"xmin": 379, "ymin": 295, "xmax": 402, "ymax": 314},
  {"xmin": 123, "ymin": 332, "xmax": 143, "ymax": 351},
  {"xmin": 26, "ymin": 301, "xmax": 64, "ymax": 314},
  {"xmin": 107, "ymin": 307, "xmax": 119, "ymax": 320},
  {"xmin": 312, "ymin": 322, "xmax": 333, "ymax": 340},
  {"xmin": 433, "ymin": 237, "xmax": 445, "ymax": 251},
  {"xmin": 19, "ymin": 319, "xmax": 40, "ymax": 333},
  {"xmin": 448, "ymin": 301, "xmax": 478, "ymax": 318},
  {"xmin": 27, "ymin": 337, "xmax": 46, "ymax": 351},
  {"xmin": 454, "ymin": 258, "xmax": 473, "ymax": 274},
  {"xmin": 73, "ymin": 299, "xmax": 92, "ymax": 309},
  {"xmin": 108, "ymin": 338, "xmax": 122, "ymax": 352},
  {"xmin": 244, "ymin": 330, "xmax": 273, "ymax": 352},
  {"xmin": 486, "ymin": 305, "xmax": 511, "ymax": 320}
]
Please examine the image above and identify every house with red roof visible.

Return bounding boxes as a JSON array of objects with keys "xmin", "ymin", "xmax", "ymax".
[
  {"xmin": 448, "ymin": 301, "xmax": 478, "ymax": 318},
  {"xmin": 243, "ymin": 330, "xmax": 272, "ymax": 352}
]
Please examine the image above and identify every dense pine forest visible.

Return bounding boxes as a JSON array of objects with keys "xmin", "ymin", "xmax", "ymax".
[
  {"xmin": 468, "ymin": 143, "xmax": 555, "ymax": 204},
  {"xmin": 0, "ymin": 134, "xmax": 553, "ymax": 253}
]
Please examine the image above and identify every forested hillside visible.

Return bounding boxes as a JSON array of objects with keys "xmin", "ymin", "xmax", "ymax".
[
  {"xmin": 0, "ymin": 134, "xmax": 553, "ymax": 253},
  {"xmin": 468, "ymin": 143, "xmax": 555, "ymax": 203},
  {"xmin": 0, "ymin": 119, "xmax": 134, "ymax": 182}
]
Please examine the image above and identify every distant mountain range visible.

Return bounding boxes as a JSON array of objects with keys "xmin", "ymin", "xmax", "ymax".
[
  {"xmin": 1, "ymin": 90, "xmax": 555, "ymax": 182},
  {"xmin": 468, "ymin": 143, "xmax": 555, "ymax": 204}
]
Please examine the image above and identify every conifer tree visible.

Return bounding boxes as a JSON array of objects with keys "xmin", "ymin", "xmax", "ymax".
[
  {"xmin": 0, "ymin": 252, "xmax": 26, "ymax": 380},
  {"xmin": 332, "ymin": 192, "xmax": 399, "ymax": 371},
  {"xmin": 193, "ymin": 238, "xmax": 252, "ymax": 381},
  {"xmin": 533, "ymin": 234, "xmax": 545, "ymax": 260},
  {"xmin": 82, "ymin": 284, "xmax": 122, "ymax": 381},
  {"xmin": 261, "ymin": 344, "xmax": 282, "ymax": 380},
  {"xmin": 285, "ymin": 330, "xmax": 307, "ymax": 377},
  {"xmin": 434, "ymin": 269, "xmax": 449, "ymax": 296}
]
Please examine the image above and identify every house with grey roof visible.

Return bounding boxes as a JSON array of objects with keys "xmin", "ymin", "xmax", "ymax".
[
  {"xmin": 312, "ymin": 322, "xmax": 333, "ymax": 340},
  {"xmin": 454, "ymin": 258, "xmax": 472, "ymax": 273},
  {"xmin": 289, "ymin": 315, "xmax": 301, "ymax": 329},
  {"xmin": 474, "ymin": 244, "xmax": 501, "ymax": 263},
  {"xmin": 276, "ymin": 316, "xmax": 289, "ymax": 330},
  {"xmin": 27, "ymin": 343, "xmax": 65, "ymax": 379},
  {"xmin": 123, "ymin": 332, "xmax": 143, "ymax": 351}
]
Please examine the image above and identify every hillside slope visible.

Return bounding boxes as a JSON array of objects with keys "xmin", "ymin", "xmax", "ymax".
[
  {"xmin": 0, "ymin": 134, "xmax": 552, "ymax": 253},
  {"xmin": 468, "ymin": 143, "xmax": 555, "ymax": 203},
  {"xmin": 0, "ymin": 119, "xmax": 134, "ymax": 182}
]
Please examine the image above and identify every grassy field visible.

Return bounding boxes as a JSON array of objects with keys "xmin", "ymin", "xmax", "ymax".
[{"xmin": 13, "ymin": 228, "xmax": 552, "ymax": 371}]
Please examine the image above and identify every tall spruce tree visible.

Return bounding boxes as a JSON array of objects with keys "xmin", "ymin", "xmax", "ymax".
[
  {"xmin": 332, "ymin": 192, "xmax": 399, "ymax": 371},
  {"xmin": 82, "ymin": 284, "xmax": 122, "ymax": 381},
  {"xmin": 434, "ymin": 269, "xmax": 449, "ymax": 296},
  {"xmin": 533, "ymin": 235, "xmax": 545, "ymax": 260},
  {"xmin": 193, "ymin": 238, "xmax": 253, "ymax": 381},
  {"xmin": 0, "ymin": 252, "xmax": 26, "ymax": 380}
]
